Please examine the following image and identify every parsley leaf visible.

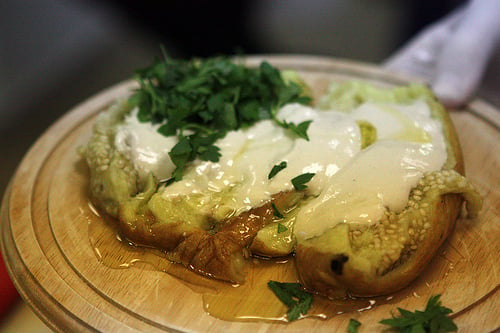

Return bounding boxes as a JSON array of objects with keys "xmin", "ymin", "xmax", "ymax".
[
  {"xmin": 277, "ymin": 223, "xmax": 288, "ymax": 234},
  {"xmin": 291, "ymin": 173, "xmax": 316, "ymax": 191},
  {"xmin": 277, "ymin": 119, "xmax": 312, "ymax": 141},
  {"xmin": 272, "ymin": 203, "xmax": 284, "ymax": 219},
  {"xmin": 198, "ymin": 144, "xmax": 221, "ymax": 162},
  {"xmin": 347, "ymin": 318, "xmax": 361, "ymax": 333},
  {"xmin": 267, "ymin": 281, "xmax": 313, "ymax": 322},
  {"xmin": 380, "ymin": 295, "xmax": 457, "ymax": 333},
  {"xmin": 131, "ymin": 56, "xmax": 311, "ymax": 183},
  {"xmin": 268, "ymin": 161, "xmax": 287, "ymax": 179},
  {"xmin": 168, "ymin": 137, "xmax": 193, "ymax": 181}
]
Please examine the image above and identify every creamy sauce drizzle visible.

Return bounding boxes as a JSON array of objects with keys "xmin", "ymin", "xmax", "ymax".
[
  {"xmin": 295, "ymin": 100, "xmax": 446, "ymax": 240},
  {"xmin": 114, "ymin": 100, "xmax": 446, "ymax": 238}
]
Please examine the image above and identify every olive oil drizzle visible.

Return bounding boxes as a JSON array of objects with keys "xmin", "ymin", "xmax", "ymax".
[{"xmin": 87, "ymin": 202, "xmax": 406, "ymax": 323}]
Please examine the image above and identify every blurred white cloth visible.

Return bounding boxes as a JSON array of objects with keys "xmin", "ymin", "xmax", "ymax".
[{"xmin": 385, "ymin": 0, "xmax": 500, "ymax": 108}]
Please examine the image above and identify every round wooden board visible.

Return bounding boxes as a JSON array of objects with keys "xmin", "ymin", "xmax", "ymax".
[{"xmin": 1, "ymin": 56, "xmax": 499, "ymax": 332}]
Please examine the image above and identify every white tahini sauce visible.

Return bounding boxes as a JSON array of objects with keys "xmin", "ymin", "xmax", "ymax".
[
  {"xmin": 114, "ymin": 100, "xmax": 447, "ymax": 240},
  {"xmin": 115, "ymin": 109, "xmax": 177, "ymax": 181}
]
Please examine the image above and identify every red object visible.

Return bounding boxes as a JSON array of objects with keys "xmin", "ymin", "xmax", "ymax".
[{"xmin": 0, "ymin": 251, "xmax": 19, "ymax": 319}]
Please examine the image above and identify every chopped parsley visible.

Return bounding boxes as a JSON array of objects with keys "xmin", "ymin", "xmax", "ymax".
[
  {"xmin": 272, "ymin": 203, "xmax": 284, "ymax": 219},
  {"xmin": 291, "ymin": 173, "xmax": 316, "ymax": 191},
  {"xmin": 267, "ymin": 281, "xmax": 313, "ymax": 322},
  {"xmin": 347, "ymin": 318, "xmax": 362, "ymax": 333},
  {"xmin": 130, "ymin": 55, "xmax": 312, "ymax": 182},
  {"xmin": 268, "ymin": 161, "xmax": 288, "ymax": 179},
  {"xmin": 277, "ymin": 223, "xmax": 288, "ymax": 234},
  {"xmin": 267, "ymin": 284, "xmax": 455, "ymax": 329},
  {"xmin": 278, "ymin": 119, "xmax": 312, "ymax": 141},
  {"xmin": 379, "ymin": 295, "xmax": 457, "ymax": 333}
]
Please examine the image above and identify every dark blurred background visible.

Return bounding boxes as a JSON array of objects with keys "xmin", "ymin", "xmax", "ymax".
[
  {"xmin": 0, "ymin": 0, "xmax": 464, "ymax": 196},
  {"xmin": 2, "ymin": 0, "xmax": 494, "ymax": 330}
]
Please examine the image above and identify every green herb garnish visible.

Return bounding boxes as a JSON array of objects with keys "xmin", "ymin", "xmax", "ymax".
[
  {"xmin": 291, "ymin": 173, "xmax": 316, "ymax": 191},
  {"xmin": 347, "ymin": 318, "xmax": 362, "ymax": 333},
  {"xmin": 131, "ymin": 56, "xmax": 312, "ymax": 182},
  {"xmin": 268, "ymin": 161, "xmax": 288, "ymax": 179},
  {"xmin": 380, "ymin": 295, "xmax": 457, "ymax": 333},
  {"xmin": 267, "ymin": 281, "xmax": 313, "ymax": 322},
  {"xmin": 272, "ymin": 203, "xmax": 284, "ymax": 219},
  {"xmin": 277, "ymin": 223, "xmax": 288, "ymax": 234},
  {"xmin": 276, "ymin": 119, "xmax": 312, "ymax": 141}
]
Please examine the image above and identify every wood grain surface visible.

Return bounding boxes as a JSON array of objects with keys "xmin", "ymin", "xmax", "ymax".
[{"xmin": 1, "ymin": 56, "xmax": 499, "ymax": 332}]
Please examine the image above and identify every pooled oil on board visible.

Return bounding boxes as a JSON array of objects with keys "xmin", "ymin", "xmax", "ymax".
[{"xmin": 87, "ymin": 201, "xmax": 465, "ymax": 323}]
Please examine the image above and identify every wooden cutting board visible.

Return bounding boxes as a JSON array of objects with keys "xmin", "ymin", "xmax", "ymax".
[{"xmin": 1, "ymin": 56, "xmax": 499, "ymax": 332}]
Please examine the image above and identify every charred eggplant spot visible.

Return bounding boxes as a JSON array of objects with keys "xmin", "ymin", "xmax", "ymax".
[{"xmin": 330, "ymin": 254, "xmax": 349, "ymax": 275}]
